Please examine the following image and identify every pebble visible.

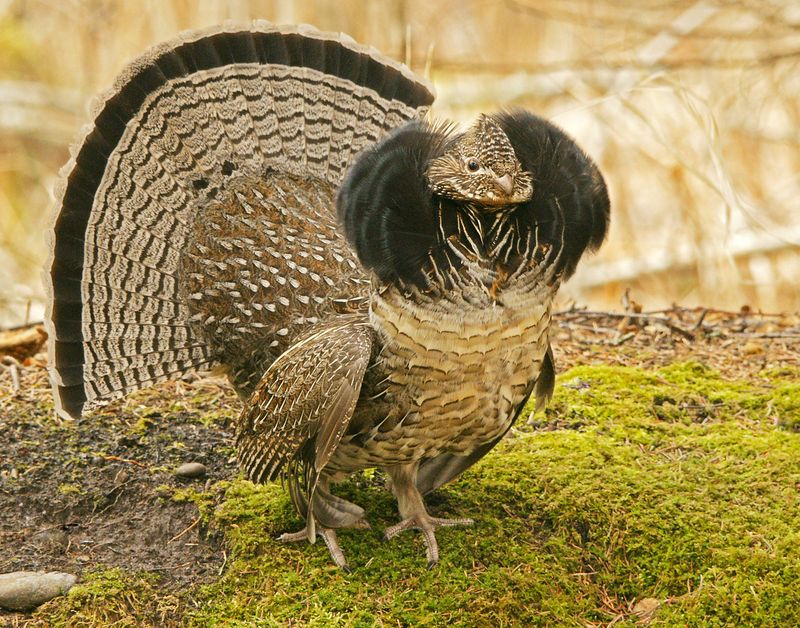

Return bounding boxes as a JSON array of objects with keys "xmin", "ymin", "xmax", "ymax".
[
  {"xmin": 0, "ymin": 571, "xmax": 77, "ymax": 611},
  {"xmin": 175, "ymin": 462, "xmax": 208, "ymax": 479}
]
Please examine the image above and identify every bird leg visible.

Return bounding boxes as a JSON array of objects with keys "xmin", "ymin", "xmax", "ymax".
[
  {"xmin": 384, "ymin": 462, "xmax": 473, "ymax": 568},
  {"xmin": 279, "ymin": 519, "xmax": 369, "ymax": 573},
  {"xmin": 278, "ymin": 476, "xmax": 369, "ymax": 571}
]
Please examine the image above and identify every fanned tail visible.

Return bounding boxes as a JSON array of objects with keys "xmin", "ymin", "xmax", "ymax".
[{"xmin": 45, "ymin": 21, "xmax": 434, "ymax": 419}]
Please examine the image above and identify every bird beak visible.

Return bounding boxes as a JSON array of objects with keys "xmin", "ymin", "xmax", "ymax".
[{"xmin": 495, "ymin": 173, "xmax": 514, "ymax": 195}]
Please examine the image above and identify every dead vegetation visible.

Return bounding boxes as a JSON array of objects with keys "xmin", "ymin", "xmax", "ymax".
[{"xmin": 553, "ymin": 302, "xmax": 800, "ymax": 381}]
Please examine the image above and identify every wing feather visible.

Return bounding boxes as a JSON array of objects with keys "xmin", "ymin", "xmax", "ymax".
[{"xmin": 236, "ymin": 315, "xmax": 373, "ymax": 485}]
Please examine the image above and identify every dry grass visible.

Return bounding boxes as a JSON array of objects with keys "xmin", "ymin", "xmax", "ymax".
[{"xmin": 0, "ymin": 0, "xmax": 798, "ymax": 327}]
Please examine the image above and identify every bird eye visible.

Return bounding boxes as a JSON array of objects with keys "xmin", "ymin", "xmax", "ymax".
[{"xmin": 466, "ymin": 159, "xmax": 480, "ymax": 172}]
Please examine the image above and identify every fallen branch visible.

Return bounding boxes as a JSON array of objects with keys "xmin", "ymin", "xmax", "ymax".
[
  {"xmin": 0, "ymin": 325, "xmax": 47, "ymax": 360},
  {"xmin": 100, "ymin": 455, "xmax": 147, "ymax": 468},
  {"xmin": 557, "ymin": 310, "xmax": 697, "ymax": 340},
  {"xmin": 167, "ymin": 517, "xmax": 200, "ymax": 545}
]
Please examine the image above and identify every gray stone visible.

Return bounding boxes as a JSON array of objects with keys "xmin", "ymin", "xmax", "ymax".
[
  {"xmin": 175, "ymin": 462, "xmax": 208, "ymax": 478},
  {"xmin": 0, "ymin": 571, "xmax": 77, "ymax": 611}
]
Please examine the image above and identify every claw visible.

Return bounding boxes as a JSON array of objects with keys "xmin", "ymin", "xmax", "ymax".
[
  {"xmin": 279, "ymin": 524, "xmax": 352, "ymax": 571},
  {"xmin": 383, "ymin": 515, "xmax": 473, "ymax": 567}
]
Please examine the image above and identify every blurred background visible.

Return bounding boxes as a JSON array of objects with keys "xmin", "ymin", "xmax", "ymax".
[{"xmin": 0, "ymin": 0, "xmax": 798, "ymax": 328}]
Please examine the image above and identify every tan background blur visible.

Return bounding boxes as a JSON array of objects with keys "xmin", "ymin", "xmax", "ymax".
[{"xmin": 1, "ymin": 0, "xmax": 798, "ymax": 327}]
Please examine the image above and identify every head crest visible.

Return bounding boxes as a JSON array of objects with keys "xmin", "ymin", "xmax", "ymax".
[{"xmin": 426, "ymin": 115, "xmax": 533, "ymax": 206}]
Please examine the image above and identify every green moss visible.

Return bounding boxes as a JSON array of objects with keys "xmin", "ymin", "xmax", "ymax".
[
  {"xmin": 33, "ymin": 568, "xmax": 183, "ymax": 626},
  {"xmin": 166, "ymin": 486, "xmax": 220, "ymax": 523},
  {"xmin": 33, "ymin": 363, "xmax": 800, "ymax": 626},
  {"xmin": 770, "ymin": 378, "xmax": 800, "ymax": 431},
  {"xmin": 56, "ymin": 483, "xmax": 84, "ymax": 496}
]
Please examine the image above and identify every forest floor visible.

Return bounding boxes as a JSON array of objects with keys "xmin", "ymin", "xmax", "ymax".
[{"xmin": 0, "ymin": 306, "xmax": 798, "ymax": 626}]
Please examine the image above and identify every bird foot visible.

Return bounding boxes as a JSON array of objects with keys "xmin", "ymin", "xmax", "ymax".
[
  {"xmin": 383, "ymin": 514, "xmax": 473, "ymax": 568},
  {"xmin": 278, "ymin": 519, "xmax": 370, "ymax": 572}
]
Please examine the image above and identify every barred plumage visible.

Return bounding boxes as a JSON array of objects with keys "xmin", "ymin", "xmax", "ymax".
[
  {"xmin": 46, "ymin": 22, "xmax": 432, "ymax": 418},
  {"xmin": 46, "ymin": 22, "xmax": 609, "ymax": 571}
]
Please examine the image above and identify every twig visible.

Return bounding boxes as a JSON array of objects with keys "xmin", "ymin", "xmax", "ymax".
[
  {"xmin": 692, "ymin": 308, "xmax": 709, "ymax": 330},
  {"xmin": 218, "ymin": 550, "xmax": 228, "ymax": 576},
  {"xmin": 167, "ymin": 517, "xmax": 200, "ymax": 545},
  {"xmin": 101, "ymin": 454, "xmax": 146, "ymax": 468},
  {"xmin": 611, "ymin": 332, "xmax": 637, "ymax": 346},
  {"xmin": 1, "ymin": 356, "xmax": 21, "ymax": 393},
  {"xmin": 739, "ymin": 332, "xmax": 800, "ymax": 339},
  {"xmin": 557, "ymin": 310, "xmax": 696, "ymax": 340},
  {"xmin": 0, "ymin": 320, "xmax": 46, "ymax": 332}
]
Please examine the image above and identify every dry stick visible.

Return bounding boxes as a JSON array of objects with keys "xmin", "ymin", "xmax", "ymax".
[
  {"xmin": 101, "ymin": 454, "xmax": 147, "ymax": 468},
  {"xmin": 167, "ymin": 517, "xmax": 200, "ymax": 545},
  {"xmin": 692, "ymin": 308, "xmax": 709, "ymax": 330},
  {"xmin": 611, "ymin": 332, "xmax": 637, "ymax": 346},
  {"xmin": 740, "ymin": 332, "xmax": 800, "ymax": 339},
  {"xmin": 557, "ymin": 311, "xmax": 697, "ymax": 340},
  {"xmin": 645, "ymin": 306, "xmax": 788, "ymax": 318},
  {"xmin": 1, "ymin": 356, "xmax": 21, "ymax": 393},
  {"xmin": 218, "ymin": 550, "xmax": 228, "ymax": 576},
  {"xmin": 0, "ymin": 320, "xmax": 45, "ymax": 332}
]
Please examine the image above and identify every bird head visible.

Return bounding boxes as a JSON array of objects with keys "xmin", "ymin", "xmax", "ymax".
[{"xmin": 426, "ymin": 115, "xmax": 533, "ymax": 207}]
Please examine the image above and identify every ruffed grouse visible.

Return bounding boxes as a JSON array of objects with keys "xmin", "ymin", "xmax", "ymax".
[{"xmin": 46, "ymin": 22, "xmax": 610, "ymax": 570}]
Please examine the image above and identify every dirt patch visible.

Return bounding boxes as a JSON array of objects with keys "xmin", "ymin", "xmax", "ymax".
[{"xmin": 0, "ymin": 365, "xmax": 240, "ymax": 595}]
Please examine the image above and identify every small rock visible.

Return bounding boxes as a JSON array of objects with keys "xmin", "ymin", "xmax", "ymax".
[
  {"xmin": 0, "ymin": 571, "xmax": 77, "ymax": 611},
  {"xmin": 632, "ymin": 597, "xmax": 661, "ymax": 620},
  {"xmin": 175, "ymin": 462, "xmax": 208, "ymax": 479}
]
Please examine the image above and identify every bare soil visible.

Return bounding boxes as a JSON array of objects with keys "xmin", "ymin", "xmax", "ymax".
[{"xmin": 0, "ymin": 370, "xmax": 240, "ymax": 595}]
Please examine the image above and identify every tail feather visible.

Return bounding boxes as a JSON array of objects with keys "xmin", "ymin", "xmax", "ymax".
[
  {"xmin": 52, "ymin": 321, "xmax": 197, "ymax": 345},
  {"xmin": 52, "ymin": 272, "xmax": 183, "ymax": 303},
  {"xmin": 46, "ymin": 21, "xmax": 434, "ymax": 419},
  {"xmin": 234, "ymin": 65, "xmax": 285, "ymax": 168},
  {"xmin": 57, "ymin": 345, "xmax": 213, "ymax": 386},
  {"xmin": 325, "ymin": 78, "xmax": 362, "ymax": 180},
  {"xmin": 80, "ymin": 359, "xmax": 216, "ymax": 402}
]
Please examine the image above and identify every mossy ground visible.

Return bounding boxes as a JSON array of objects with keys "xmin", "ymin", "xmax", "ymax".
[{"xmin": 7, "ymin": 361, "xmax": 796, "ymax": 626}]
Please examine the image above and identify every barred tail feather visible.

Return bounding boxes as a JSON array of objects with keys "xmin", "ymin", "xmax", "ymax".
[{"xmin": 45, "ymin": 21, "xmax": 434, "ymax": 419}]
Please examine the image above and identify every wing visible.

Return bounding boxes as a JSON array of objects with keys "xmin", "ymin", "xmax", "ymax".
[
  {"xmin": 235, "ymin": 315, "xmax": 373, "ymax": 487},
  {"xmin": 415, "ymin": 344, "xmax": 555, "ymax": 495}
]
